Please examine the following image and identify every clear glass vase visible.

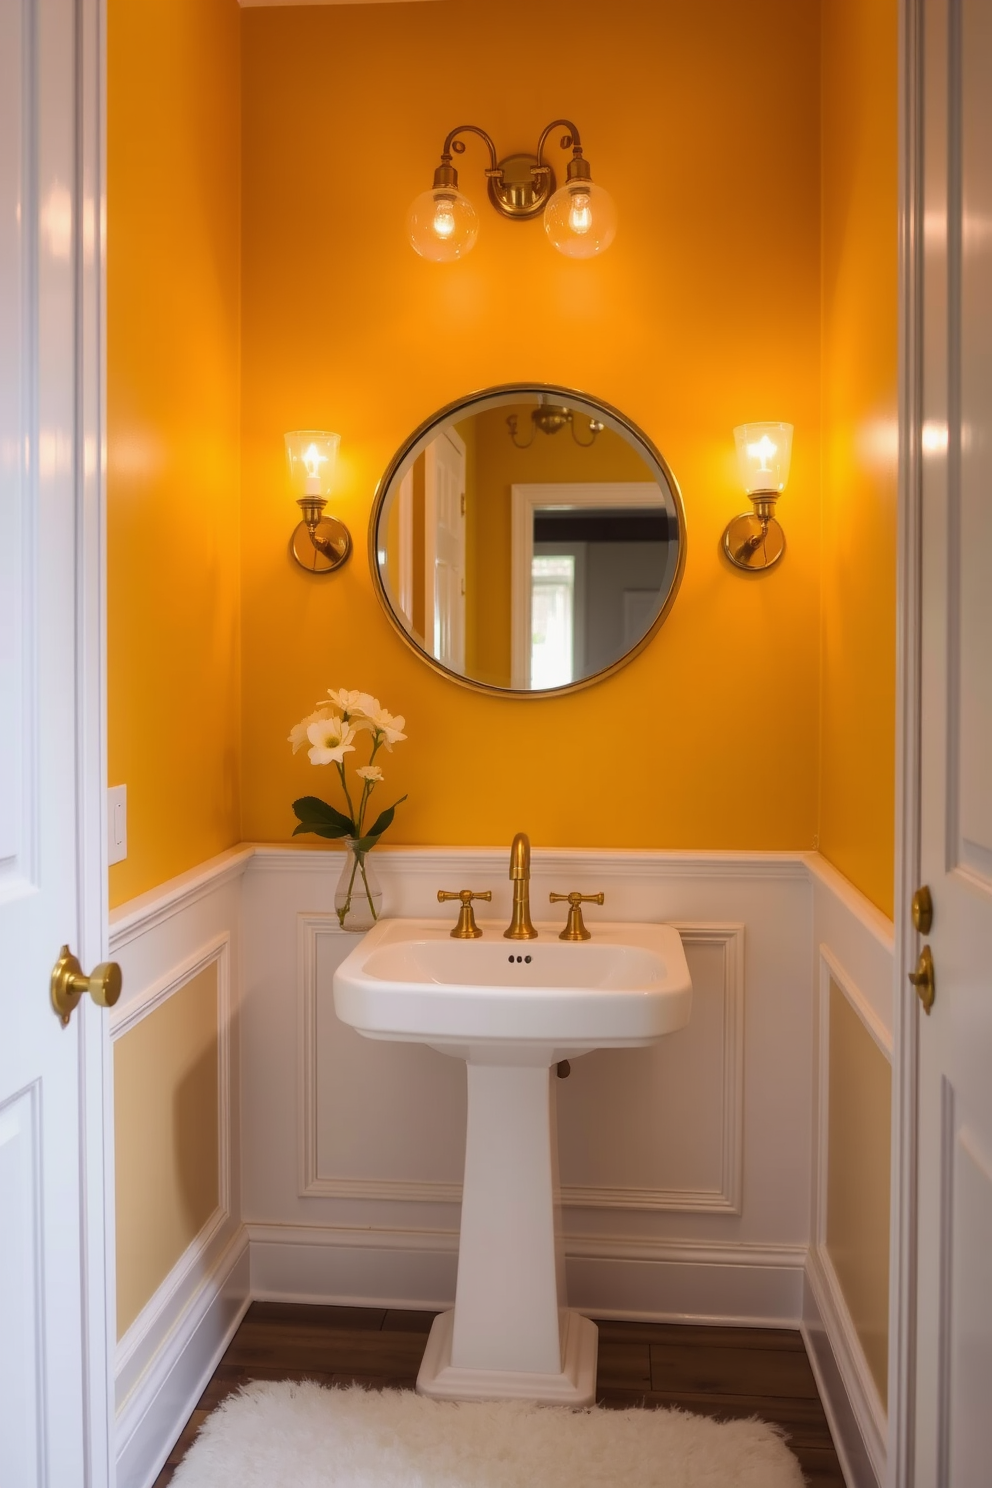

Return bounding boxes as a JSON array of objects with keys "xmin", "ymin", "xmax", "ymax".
[{"xmin": 334, "ymin": 838, "xmax": 382, "ymax": 930}]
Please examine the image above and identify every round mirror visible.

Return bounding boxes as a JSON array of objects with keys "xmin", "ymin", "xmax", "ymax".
[{"xmin": 370, "ymin": 384, "xmax": 686, "ymax": 696}]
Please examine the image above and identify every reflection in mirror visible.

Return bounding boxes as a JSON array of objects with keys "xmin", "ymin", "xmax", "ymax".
[{"xmin": 372, "ymin": 387, "xmax": 685, "ymax": 696}]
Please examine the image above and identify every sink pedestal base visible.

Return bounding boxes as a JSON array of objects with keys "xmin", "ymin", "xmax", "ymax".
[
  {"xmin": 417, "ymin": 1306, "xmax": 598, "ymax": 1405},
  {"xmin": 415, "ymin": 1061, "xmax": 598, "ymax": 1406}
]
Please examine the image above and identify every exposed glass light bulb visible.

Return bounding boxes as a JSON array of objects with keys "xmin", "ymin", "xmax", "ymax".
[
  {"xmin": 432, "ymin": 197, "xmax": 456, "ymax": 239},
  {"xmin": 407, "ymin": 187, "xmax": 479, "ymax": 262},
  {"xmin": 544, "ymin": 179, "xmax": 617, "ymax": 259},
  {"xmin": 568, "ymin": 191, "xmax": 593, "ymax": 235},
  {"xmin": 302, "ymin": 441, "xmax": 327, "ymax": 495}
]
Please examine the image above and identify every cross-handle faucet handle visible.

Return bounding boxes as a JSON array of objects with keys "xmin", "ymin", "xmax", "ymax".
[
  {"xmin": 438, "ymin": 888, "xmax": 492, "ymax": 940},
  {"xmin": 549, "ymin": 890, "xmax": 605, "ymax": 942}
]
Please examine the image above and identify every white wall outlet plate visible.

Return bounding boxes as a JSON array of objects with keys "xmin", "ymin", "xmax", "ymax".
[{"xmin": 107, "ymin": 784, "xmax": 127, "ymax": 865}]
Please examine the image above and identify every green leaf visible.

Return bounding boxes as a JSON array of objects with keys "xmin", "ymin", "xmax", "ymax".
[
  {"xmin": 363, "ymin": 795, "xmax": 407, "ymax": 842},
  {"xmin": 292, "ymin": 795, "xmax": 354, "ymax": 838}
]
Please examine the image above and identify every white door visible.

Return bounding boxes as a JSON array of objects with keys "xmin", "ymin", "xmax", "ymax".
[
  {"xmin": 0, "ymin": 1, "xmax": 112, "ymax": 1485},
  {"xmin": 424, "ymin": 429, "xmax": 466, "ymax": 670},
  {"xmin": 913, "ymin": 0, "xmax": 992, "ymax": 1479}
]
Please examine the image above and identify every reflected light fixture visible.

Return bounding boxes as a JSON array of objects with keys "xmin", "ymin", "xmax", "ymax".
[
  {"xmin": 285, "ymin": 430, "xmax": 351, "ymax": 573},
  {"xmin": 507, "ymin": 405, "xmax": 606, "ymax": 449},
  {"xmin": 722, "ymin": 422, "xmax": 794, "ymax": 572},
  {"xmin": 407, "ymin": 119, "xmax": 617, "ymax": 263}
]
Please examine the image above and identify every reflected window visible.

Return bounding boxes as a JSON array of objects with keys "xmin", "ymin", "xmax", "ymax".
[{"xmin": 531, "ymin": 555, "xmax": 575, "ymax": 689}]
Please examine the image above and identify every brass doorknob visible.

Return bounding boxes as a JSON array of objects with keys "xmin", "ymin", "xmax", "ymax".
[
  {"xmin": 51, "ymin": 945, "xmax": 122, "ymax": 1027},
  {"xmin": 909, "ymin": 944, "xmax": 935, "ymax": 1015}
]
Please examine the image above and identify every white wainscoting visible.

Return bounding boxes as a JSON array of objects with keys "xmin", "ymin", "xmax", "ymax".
[
  {"xmin": 109, "ymin": 849, "xmax": 251, "ymax": 1488},
  {"xmin": 805, "ymin": 856, "xmax": 895, "ymax": 1488},
  {"xmin": 241, "ymin": 845, "xmax": 814, "ymax": 1326},
  {"xmin": 107, "ymin": 841, "xmax": 894, "ymax": 1488}
]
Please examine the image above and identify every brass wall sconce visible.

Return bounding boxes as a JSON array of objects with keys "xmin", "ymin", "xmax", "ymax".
[
  {"xmin": 507, "ymin": 405, "xmax": 606, "ymax": 449},
  {"xmin": 285, "ymin": 430, "xmax": 351, "ymax": 573},
  {"xmin": 722, "ymin": 422, "xmax": 794, "ymax": 572},
  {"xmin": 407, "ymin": 119, "xmax": 617, "ymax": 263}
]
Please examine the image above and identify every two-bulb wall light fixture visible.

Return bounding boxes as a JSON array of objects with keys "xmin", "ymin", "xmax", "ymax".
[
  {"xmin": 407, "ymin": 119, "xmax": 617, "ymax": 263},
  {"xmin": 722, "ymin": 422, "xmax": 794, "ymax": 572},
  {"xmin": 285, "ymin": 430, "xmax": 351, "ymax": 573}
]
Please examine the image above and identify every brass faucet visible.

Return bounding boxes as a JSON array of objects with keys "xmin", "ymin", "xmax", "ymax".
[{"xmin": 503, "ymin": 831, "xmax": 538, "ymax": 940}]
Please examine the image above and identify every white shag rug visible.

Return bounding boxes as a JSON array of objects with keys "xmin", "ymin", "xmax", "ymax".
[{"xmin": 171, "ymin": 1379, "xmax": 806, "ymax": 1487}]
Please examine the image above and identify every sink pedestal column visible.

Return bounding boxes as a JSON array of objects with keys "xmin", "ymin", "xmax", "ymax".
[{"xmin": 416, "ymin": 1061, "xmax": 598, "ymax": 1405}]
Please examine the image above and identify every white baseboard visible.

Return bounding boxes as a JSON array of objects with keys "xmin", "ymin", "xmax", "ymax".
[
  {"xmin": 247, "ymin": 1223, "xmax": 806, "ymax": 1328},
  {"xmin": 115, "ymin": 1226, "xmax": 250, "ymax": 1488},
  {"xmin": 803, "ymin": 1249, "xmax": 885, "ymax": 1488}
]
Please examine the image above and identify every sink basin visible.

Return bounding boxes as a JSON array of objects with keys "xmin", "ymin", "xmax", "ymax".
[
  {"xmin": 334, "ymin": 917, "xmax": 691, "ymax": 1061},
  {"xmin": 332, "ymin": 916, "xmax": 692, "ymax": 1408}
]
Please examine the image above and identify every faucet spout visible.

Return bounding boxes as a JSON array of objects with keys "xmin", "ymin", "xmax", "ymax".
[
  {"xmin": 509, "ymin": 831, "xmax": 530, "ymax": 880},
  {"xmin": 504, "ymin": 832, "xmax": 538, "ymax": 940}
]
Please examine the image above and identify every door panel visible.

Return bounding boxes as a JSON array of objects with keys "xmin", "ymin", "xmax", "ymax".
[
  {"xmin": 0, "ymin": 1, "xmax": 110, "ymax": 1484},
  {"xmin": 916, "ymin": 0, "xmax": 992, "ymax": 1480}
]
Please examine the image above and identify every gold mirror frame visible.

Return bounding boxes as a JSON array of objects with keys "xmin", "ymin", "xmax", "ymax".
[{"xmin": 368, "ymin": 383, "xmax": 688, "ymax": 699}]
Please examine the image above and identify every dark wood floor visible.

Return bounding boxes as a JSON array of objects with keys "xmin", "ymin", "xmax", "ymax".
[{"xmin": 154, "ymin": 1302, "xmax": 845, "ymax": 1486}]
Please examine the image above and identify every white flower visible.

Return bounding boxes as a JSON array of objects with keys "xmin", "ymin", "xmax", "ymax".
[
  {"xmin": 323, "ymin": 688, "xmax": 376, "ymax": 719},
  {"xmin": 289, "ymin": 707, "xmax": 331, "ymax": 754},
  {"xmin": 306, "ymin": 715, "xmax": 357, "ymax": 766},
  {"xmin": 355, "ymin": 765, "xmax": 383, "ymax": 783},
  {"xmin": 361, "ymin": 699, "xmax": 407, "ymax": 749}
]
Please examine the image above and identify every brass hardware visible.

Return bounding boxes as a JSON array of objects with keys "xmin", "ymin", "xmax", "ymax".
[
  {"xmin": 722, "ymin": 497, "xmax": 786, "ymax": 572},
  {"xmin": 909, "ymin": 944, "xmax": 936, "ymax": 1015},
  {"xmin": 723, "ymin": 422, "xmax": 794, "ymax": 573},
  {"xmin": 438, "ymin": 888, "xmax": 492, "ymax": 939},
  {"xmin": 51, "ymin": 945, "xmax": 122, "ymax": 1028},
  {"xmin": 549, "ymin": 891, "xmax": 605, "ymax": 941},
  {"xmin": 504, "ymin": 831, "xmax": 538, "ymax": 940},
  {"xmin": 430, "ymin": 118, "xmax": 591, "ymax": 224},
  {"xmin": 912, "ymin": 884, "xmax": 933, "ymax": 935},
  {"xmin": 507, "ymin": 406, "xmax": 605, "ymax": 450},
  {"xmin": 291, "ymin": 505, "xmax": 352, "ymax": 574},
  {"xmin": 556, "ymin": 1060, "xmax": 571, "ymax": 1079},
  {"xmin": 285, "ymin": 432, "xmax": 351, "ymax": 574}
]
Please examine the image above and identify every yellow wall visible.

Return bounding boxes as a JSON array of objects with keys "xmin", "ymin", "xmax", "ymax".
[
  {"xmin": 107, "ymin": 0, "xmax": 242, "ymax": 907},
  {"xmin": 819, "ymin": 0, "xmax": 898, "ymax": 916},
  {"xmin": 114, "ymin": 966, "xmax": 220, "ymax": 1337},
  {"xmin": 240, "ymin": 0, "xmax": 823, "ymax": 852},
  {"xmin": 826, "ymin": 981, "xmax": 892, "ymax": 1400}
]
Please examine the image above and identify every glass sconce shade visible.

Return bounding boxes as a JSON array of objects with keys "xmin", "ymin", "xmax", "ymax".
[
  {"xmin": 543, "ymin": 179, "xmax": 618, "ymax": 259},
  {"xmin": 284, "ymin": 430, "xmax": 341, "ymax": 498},
  {"xmin": 733, "ymin": 422, "xmax": 794, "ymax": 494},
  {"xmin": 407, "ymin": 188, "xmax": 480, "ymax": 262}
]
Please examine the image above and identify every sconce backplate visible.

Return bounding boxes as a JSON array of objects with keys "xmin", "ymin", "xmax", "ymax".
[
  {"xmin": 722, "ymin": 513, "xmax": 786, "ymax": 572},
  {"xmin": 489, "ymin": 153, "xmax": 556, "ymax": 220},
  {"xmin": 291, "ymin": 517, "xmax": 352, "ymax": 574}
]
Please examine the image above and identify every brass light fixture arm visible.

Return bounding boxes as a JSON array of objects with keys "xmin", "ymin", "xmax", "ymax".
[
  {"xmin": 436, "ymin": 124, "xmax": 503, "ymax": 188},
  {"xmin": 428, "ymin": 119, "xmax": 593, "ymax": 222},
  {"xmin": 535, "ymin": 118, "xmax": 586, "ymax": 180},
  {"xmin": 570, "ymin": 417, "xmax": 605, "ymax": 448},
  {"xmin": 506, "ymin": 413, "xmax": 535, "ymax": 449}
]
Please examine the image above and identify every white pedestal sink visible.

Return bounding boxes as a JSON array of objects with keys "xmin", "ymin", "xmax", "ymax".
[{"xmin": 333, "ymin": 919, "xmax": 692, "ymax": 1406}]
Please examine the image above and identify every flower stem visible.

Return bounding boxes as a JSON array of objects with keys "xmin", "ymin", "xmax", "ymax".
[{"xmin": 336, "ymin": 760, "xmax": 357, "ymax": 827}]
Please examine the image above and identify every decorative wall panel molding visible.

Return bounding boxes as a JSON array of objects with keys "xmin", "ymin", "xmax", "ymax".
[
  {"xmin": 114, "ymin": 935, "xmax": 234, "ymax": 1404},
  {"xmin": 298, "ymin": 916, "xmax": 744, "ymax": 1215},
  {"xmin": 111, "ymin": 864, "xmax": 247, "ymax": 1488},
  {"xmin": 808, "ymin": 885, "xmax": 895, "ymax": 1488}
]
